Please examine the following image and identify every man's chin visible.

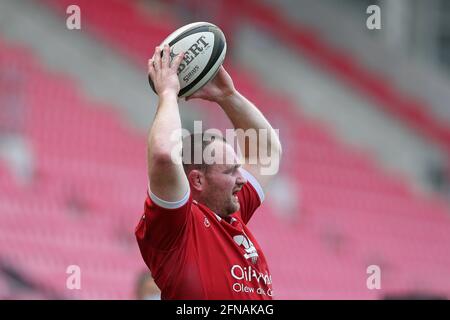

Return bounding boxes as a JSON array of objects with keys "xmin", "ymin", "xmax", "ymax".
[
  {"xmin": 230, "ymin": 202, "xmax": 240, "ymax": 214},
  {"xmin": 222, "ymin": 198, "xmax": 240, "ymax": 216}
]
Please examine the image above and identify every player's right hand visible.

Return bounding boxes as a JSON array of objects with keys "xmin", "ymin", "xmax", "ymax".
[{"xmin": 148, "ymin": 45, "xmax": 184, "ymax": 98}]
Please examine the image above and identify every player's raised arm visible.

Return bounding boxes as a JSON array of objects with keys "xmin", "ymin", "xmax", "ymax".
[
  {"xmin": 147, "ymin": 45, "xmax": 189, "ymax": 201},
  {"xmin": 185, "ymin": 66, "xmax": 282, "ymax": 193}
]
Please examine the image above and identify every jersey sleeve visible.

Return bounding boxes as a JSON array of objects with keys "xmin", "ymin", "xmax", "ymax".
[
  {"xmin": 237, "ymin": 168, "xmax": 265, "ymax": 224},
  {"xmin": 135, "ymin": 184, "xmax": 192, "ymax": 254}
]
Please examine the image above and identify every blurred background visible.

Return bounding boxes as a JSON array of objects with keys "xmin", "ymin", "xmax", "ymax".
[{"xmin": 1, "ymin": 0, "xmax": 450, "ymax": 299}]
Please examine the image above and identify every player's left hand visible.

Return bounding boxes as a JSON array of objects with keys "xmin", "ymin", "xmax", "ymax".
[{"xmin": 185, "ymin": 66, "xmax": 236, "ymax": 103}]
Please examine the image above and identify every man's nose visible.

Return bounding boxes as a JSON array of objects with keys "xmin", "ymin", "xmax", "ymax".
[{"xmin": 236, "ymin": 174, "xmax": 247, "ymax": 186}]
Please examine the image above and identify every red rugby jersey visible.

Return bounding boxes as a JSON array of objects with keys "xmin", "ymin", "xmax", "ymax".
[{"xmin": 135, "ymin": 169, "xmax": 273, "ymax": 300}]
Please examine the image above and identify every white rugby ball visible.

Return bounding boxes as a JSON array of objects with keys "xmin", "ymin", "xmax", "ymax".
[{"xmin": 149, "ymin": 22, "xmax": 227, "ymax": 98}]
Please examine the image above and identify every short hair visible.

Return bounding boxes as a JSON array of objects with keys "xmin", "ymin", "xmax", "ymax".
[{"xmin": 182, "ymin": 132, "xmax": 227, "ymax": 174}]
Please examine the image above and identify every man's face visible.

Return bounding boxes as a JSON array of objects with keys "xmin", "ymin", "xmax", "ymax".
[{"xmin": 199, "ymin": 141, "xmax": 247, "ymax": 217}]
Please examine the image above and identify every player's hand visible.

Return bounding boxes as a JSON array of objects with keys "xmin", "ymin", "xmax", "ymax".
[
  {"xmin": 148, "ymin": 45, "xmax": 184, "ymax": 98},
  {"xmin": 185, "ymin": 66, "xmax": 236, "ymax": 103}
]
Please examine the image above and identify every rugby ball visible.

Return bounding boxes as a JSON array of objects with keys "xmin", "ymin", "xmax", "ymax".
[{"xmin": 149, "ymin": 22, "xmax": 227, "ymax": 98}]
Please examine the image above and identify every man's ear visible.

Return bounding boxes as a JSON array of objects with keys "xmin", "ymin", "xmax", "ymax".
[{"xmin": 188, "ymin": 169, "xmax": 204, "ymax": 192}]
